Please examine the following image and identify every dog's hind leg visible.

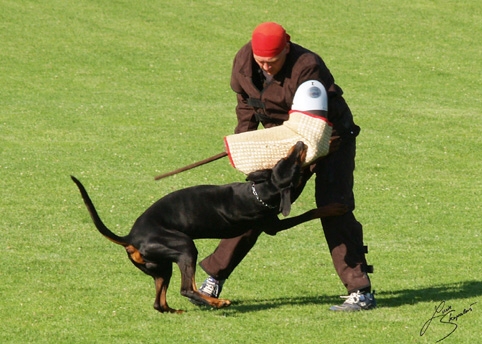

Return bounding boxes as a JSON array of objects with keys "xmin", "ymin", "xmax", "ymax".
[{"xmin": 152, "ymin": 262, "xmax": 183, "ymax": 314}]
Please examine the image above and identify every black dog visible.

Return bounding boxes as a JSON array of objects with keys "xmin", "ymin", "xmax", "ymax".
[{"xmin": 72, "ymin": 141, "xmax": 347, "ymax": 313}]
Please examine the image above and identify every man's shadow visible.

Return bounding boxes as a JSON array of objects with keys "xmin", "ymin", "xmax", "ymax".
[
  {"xmin": 372, "ymin": 280, "xmax": 482, "ymax": 308},
  {"xmin": 219, "ymin": 280, "xmax": 482, "ymax": 313}
]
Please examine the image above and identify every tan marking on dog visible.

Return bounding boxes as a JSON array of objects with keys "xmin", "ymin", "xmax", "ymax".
[{"xmin": 125, "ymin": 245, "xmax": 145, "ymax": 265}]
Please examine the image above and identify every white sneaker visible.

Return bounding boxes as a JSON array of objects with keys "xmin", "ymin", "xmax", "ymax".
[
  {"xmin": 329, "ymin": 290, "xmax": 376, "ymax": 311},
  {"xmin": 190, "ymin": 277, "xmax": 225, "ymax": 306}
]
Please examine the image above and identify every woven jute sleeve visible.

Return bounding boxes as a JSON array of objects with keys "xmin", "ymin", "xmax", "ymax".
[{"xmin": 225, "ymin": 111, "xmax": 332, "ymax": 174}]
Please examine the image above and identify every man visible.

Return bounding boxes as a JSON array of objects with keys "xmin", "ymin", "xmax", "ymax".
[{"xmin": 197, "ymin": 22, "xmax": 375, "ymax": 311}]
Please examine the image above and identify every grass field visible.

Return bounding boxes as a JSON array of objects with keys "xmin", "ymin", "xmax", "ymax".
[{"xmin": 1, "ymin": 0, "xmax": 481, "ymax": 343}]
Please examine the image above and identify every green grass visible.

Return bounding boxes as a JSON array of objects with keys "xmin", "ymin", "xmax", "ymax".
[{"xmin": 1, "ymin": 0, "xmax": 481, "ymax": 343}]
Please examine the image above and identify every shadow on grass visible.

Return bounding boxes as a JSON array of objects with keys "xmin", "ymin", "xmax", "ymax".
[
  {"xmin": 209, "ymin": 280, "xmax": 482, "ymax": 313},
  {"xmin": 377, "ymin": 280, "xmax": 482, "ymax": 308},
  {"xmin": 224, "ymin": 294, "xmax": 339, "ymax": 313}
]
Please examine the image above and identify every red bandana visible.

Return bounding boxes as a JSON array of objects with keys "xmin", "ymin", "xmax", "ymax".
[{"xmin": 251, "ymin": 22, "xmax": 290, "ymax": 58}]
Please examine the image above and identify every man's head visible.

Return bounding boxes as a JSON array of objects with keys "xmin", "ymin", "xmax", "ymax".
[{"xmin": 251, "ymin": 22, "xmax": 291, "ymax": 76}]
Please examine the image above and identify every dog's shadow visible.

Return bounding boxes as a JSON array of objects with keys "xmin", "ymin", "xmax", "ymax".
[{"xmin": 212, "ymin": 280, "xmax": 482, "ymax": 313}]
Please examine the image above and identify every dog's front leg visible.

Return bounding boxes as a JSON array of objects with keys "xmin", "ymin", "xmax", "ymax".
[
  {"xmin": 262, "ymin": 203, "xmax": 349, "ymax": 235},
  {"xmin": 178, "ymin": 258, "xmax": 231, "ymax": 309}
]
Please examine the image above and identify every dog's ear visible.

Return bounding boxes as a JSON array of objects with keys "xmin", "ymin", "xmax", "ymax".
[
  {"xmin": 279, "ymin": 188, "xmax": 292, "ymax": 216},
  {"xmin": 246, "ymin": 169, "xmax": 272, "ymax": 183}
]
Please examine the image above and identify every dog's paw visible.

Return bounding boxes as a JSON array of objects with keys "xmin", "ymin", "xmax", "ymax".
[
  {"xmin": 155, "ymin": 304, "xmax": 184, "ymax": 314},
  {"xmin": 213, "ymin": 298, "xmax": 231, "ymax": 309},
  {"xmin": 316, "ymin": 203, "xmax": 349, "ymax": 217}
]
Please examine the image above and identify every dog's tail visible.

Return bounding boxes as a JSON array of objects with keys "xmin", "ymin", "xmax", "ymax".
[{"xmin": 71, "ymin": 176, "xmax": 129, "ymax": 247}]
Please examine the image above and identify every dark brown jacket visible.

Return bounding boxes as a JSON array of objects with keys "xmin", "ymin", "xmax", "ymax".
[{"xmin": 230, "ymin": 41, "xmax": 336, "ymax": 133}]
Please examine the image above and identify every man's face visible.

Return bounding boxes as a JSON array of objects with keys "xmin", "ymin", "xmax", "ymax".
[{"xmin": 253, "ymin": 44, "xmax": 289, "ymax": 76}]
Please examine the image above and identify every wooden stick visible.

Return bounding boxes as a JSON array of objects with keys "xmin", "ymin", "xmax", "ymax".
[{"xmin": 154, "ymin": 152, "xmax": 228, "ymax": 180}]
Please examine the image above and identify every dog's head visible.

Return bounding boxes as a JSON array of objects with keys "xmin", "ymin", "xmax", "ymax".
[{"xmin": 246, "ymin": 141, "xmax": 308, "ymax": 216}]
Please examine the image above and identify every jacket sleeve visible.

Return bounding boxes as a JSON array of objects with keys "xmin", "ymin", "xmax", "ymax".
[
  {"xmin": 234, "ymin": 92, "xmax": 259, "ymax": 133},
  {"xmin": 295, "ymin": 54, "xmax": 335, "ymax": 92},
  {"xmin": 230, "ymin": 49, "xmax": 260, "ymax": 134}
]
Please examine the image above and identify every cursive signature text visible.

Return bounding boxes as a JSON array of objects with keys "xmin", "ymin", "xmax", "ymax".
[{"xmin": 420, "ymin": 300, "xmax": 477, "ymax": 342}]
